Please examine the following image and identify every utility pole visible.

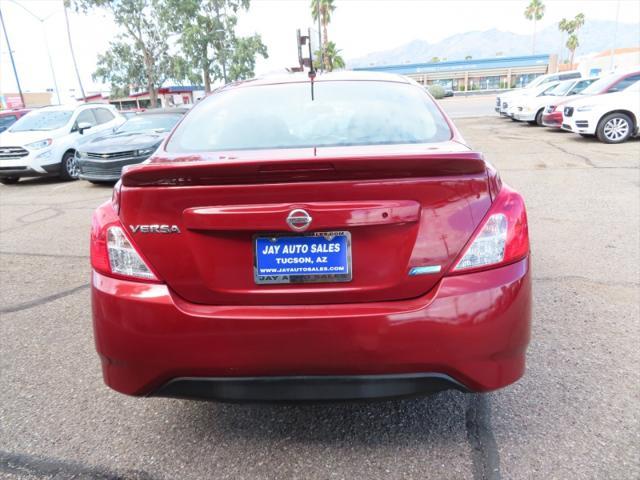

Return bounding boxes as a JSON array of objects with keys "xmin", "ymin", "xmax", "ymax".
[
  {"xmin": 7, "ymin": 0, "xmax": 61, "ymax": 104},
  {"xmin": 609, "ymin": 0, "xmax": 621, "ymax": 71},
  {"xmin": 63, "ymin": 1, "xmax": 86, "ymax": 101},
  {"xmin": 0, "ymin": 4, "xmax": 25, "ymax": 108}
]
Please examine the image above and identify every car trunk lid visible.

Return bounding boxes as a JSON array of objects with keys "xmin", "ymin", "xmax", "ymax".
[{"xmin": 119, "ymin": 143, "xmax": 493, "ymax": 305}]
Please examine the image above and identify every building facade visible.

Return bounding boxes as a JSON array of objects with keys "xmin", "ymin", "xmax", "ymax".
[
  {"xmin": 353, "ymin": 54, "xmax": 555, "ymax": 92},
  {"xmin": 79, "ymin": 86, "xmax": 205, "ymax": 110}
]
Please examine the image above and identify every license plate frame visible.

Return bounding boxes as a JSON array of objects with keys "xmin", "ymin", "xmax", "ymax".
[{"xmin": 253, "ymin": 231, "xmax": 352, "ymax": 285}]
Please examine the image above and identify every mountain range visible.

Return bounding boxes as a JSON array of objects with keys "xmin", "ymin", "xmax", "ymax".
[{"xmin": 348, "ymin": 20, "xmax": 640, "ymax": 68}]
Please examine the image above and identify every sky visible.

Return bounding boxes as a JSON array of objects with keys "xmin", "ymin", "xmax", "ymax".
[{"xmin": 1, "ymin": 0, "xmax": 639, "ymax": 101}]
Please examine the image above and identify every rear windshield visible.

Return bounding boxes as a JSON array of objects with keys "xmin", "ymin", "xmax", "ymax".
[{"xmin": 166, "ymin": 81, "xmax": 452, "ymax": 152}]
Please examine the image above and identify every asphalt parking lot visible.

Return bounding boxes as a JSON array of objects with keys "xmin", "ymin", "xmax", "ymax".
[{"xmin": 1, "ymin": 113, "xmax": 638, "ymax": 480}]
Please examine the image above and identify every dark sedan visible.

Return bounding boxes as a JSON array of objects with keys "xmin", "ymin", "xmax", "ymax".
[{"xmin": 76, "ymin": 108, "xmax": 187, "ymax": 183}]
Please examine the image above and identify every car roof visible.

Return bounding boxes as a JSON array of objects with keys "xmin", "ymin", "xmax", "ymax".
[
  {"xmin": 222, "ymin": 71, "xmax": 412, "ymax": 90},
  {"xmin": 0, "ymin": 109, "xmax": 30, "ymax": 116}
]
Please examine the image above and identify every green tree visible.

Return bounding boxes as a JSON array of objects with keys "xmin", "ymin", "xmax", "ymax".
[
  {"xmin": 524, "ymin": 0, "xmax": 545, "ymax": 54},
  {"xmin": 311, "ymin": 0, "xmax": 335, "ymax": 71},
  {"xmin": 161, "ymin": 0, "xmax": 267, "ymax": 90},
  {"xmin": 70, "ymin": 0, "xmax": 182, "ymax": 107},
  {"xmin": 559, "ymin": 13, "xmax": 585, "ymax": 67},
  {"xmin": 227, "ymin": 34, "xmax": 269, "ymax": 80},
  {"xmin": 558, "ymin": 18, "xmax": 568, "ymax": 62},
  {"xmin": 566, "ymin": 34, "xmax": 580, "ymax": 67},
  {"xmin": 323, "ymin": 41, "xmax": 344, "ymax": 71},
  {"xmin": 431, "ymin": 56, "xmax": 440, "ymax": 63},
  {"xmin": 465, "ymin": 55, "xmax": 472, "ymax": 60},
  {"xmin": 427, "ymin": 84, "xmax": 445, "ymax": 99}
]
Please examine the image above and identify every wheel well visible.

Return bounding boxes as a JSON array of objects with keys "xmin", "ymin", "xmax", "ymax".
[
  {"xmin": 63, "ymin": 148, "xmax": 76, "ymax": 158},
  {"xmin": 599, "ymin": 110, "xmax": 637, "ymax": 130}
]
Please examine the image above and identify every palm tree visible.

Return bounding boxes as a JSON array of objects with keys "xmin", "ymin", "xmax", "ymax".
[
  {"xmin": 559, "ymin": 13, "xmax": 585, "ymax": 67},
  {"xmin": 558, "ymin": 18, "xmax": 569, "ymax": 63},
  {"xmin": 311, "ymin": 0, "xmax": 335, "ymax": 71},
  {"xmin": 566, "ymin": 34, "xmax": 580, "ymax": 67},
  {"xmin": 323, "ymin": 41, "xmax": 344, "ymax": 71},
  {"xmin": 524, "ymin": 0, "xmax": 546, "ymax": 54}
]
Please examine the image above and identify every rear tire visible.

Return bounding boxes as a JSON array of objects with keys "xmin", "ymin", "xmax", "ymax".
[
  {"xmin": 59, "ymin": 151, "xmax": 79, "ymax": 181},
  {"xmin": 597, "ymin": 112, "xmax": 633, "ymax": 144},
  {"xmin": 0, "ymin": 176, "xmax": 20, "ymax": 185}
]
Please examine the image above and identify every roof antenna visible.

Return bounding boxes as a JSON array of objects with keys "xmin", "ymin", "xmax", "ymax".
[
  {"xmin": 307, "ymin": 28, "xmax": 316, "ymax": 101},
  {"xmin": 296, "ymin": 28, "xmax": 316, "ymax": 101}
]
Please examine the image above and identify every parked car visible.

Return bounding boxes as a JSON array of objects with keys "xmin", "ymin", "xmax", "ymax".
[
  {"xmin": 561, "ymin": 80, "xmax": 640, "ymax": 143},
  {"xmin": 90, "ymin": 72, "xmax": 531, "ymax": 402},
  {"xmin": 0, "ymin": 104, "xmax": 125, "ymax": 184},
  {"xmin": 77, "ymin": 108, "xmax": 188, "ymax": 184},
  {"xmin": 0, "ymin": 108, "xmax": 31, "ymax": 133},
  {"xmin": 505, "ymin": 81, "xmax": 561, "ymax": 120},
  {"xmin": 496, "ymin": 70, "xmax": 581, "ymax": 115},
  {"xmin": 120, "ymin": 108, "xmax": 145, "ymax": 119},
  {"xmin": 542, "ymin": 68, "xmax": 640, "ymax": 129},
  {"xmin": 513, "ymin": 77, "xmax": 598, "ymax": 125}
]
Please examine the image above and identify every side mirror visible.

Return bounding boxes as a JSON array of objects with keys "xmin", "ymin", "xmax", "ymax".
[{"xmin": 77, "ymin": 122, "xmax": 93, "ymax": 135}]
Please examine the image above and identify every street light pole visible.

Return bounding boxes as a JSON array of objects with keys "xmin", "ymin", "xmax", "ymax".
[
  {"xmin": 609, "ymin": 0, "xmax": 621, "ymax": 71},
  {"xmin": 6, "ymin": 0, "xmax": 61, "ymax": 104},
  {"xmin": 63, "ymin": 1, "xmax": 86, "ymax": 101},
  {"xmin": 0, "ymin": 4, "xmax": 25, "ymax": 107}
]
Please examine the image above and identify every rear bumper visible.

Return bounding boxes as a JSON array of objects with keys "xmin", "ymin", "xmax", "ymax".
[
  {"xmin": 156, "ymin": 373, "xmax": 468, "ymax": 402},
  {"xmin": 92, "ymin": 257, "xmax": 532, "ymax": 400}
]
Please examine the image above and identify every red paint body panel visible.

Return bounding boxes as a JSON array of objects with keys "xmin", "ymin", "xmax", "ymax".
[
  {"xmin": 183, "ymin": 200, "xmax": 421, "ymax": 231},
  {"xmin": 118, "ymin": 173, "xmax": 491, "ymax": 305},
  {"xmin": 542, "ymin": 110, "xmax": 563, "ymax": 128},
  {"xmin": 92, "ymin": 257, "xmax": 531, "ymax": 396}
]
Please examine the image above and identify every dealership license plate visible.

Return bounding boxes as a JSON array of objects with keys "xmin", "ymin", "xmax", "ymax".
[{"xmin": 254, "ymin": 231, "xmax": 352, "ymax": 284}]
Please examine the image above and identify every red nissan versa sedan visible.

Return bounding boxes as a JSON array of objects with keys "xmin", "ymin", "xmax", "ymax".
[{"xmin": 90, "ymin": 72, "xmax": 531, "ymax": 402}]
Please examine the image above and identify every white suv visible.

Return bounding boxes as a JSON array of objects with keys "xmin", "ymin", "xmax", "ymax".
[
  {"xmin": 0, "ymin": 104, "xmax": 125, "ymax": 184},
  {"xmin": 561, "ymin": 81, "xmax": 640, "ymax": 143},
  {"xmin": 496, "ymin": 70, "xmax": 582, "ymax": 115}
]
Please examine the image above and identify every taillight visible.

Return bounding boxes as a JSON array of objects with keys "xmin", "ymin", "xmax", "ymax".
[
  {"xmin": 450, "ymin": 185, "xmax": 529, "ymax": 274},
  {"xmin": 90, "ymin": 202, "xmax": 160, "ymax": 282},
  {"xmin": 111, "ymin": 180, "xmax": 122, "ymax": 214}
]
